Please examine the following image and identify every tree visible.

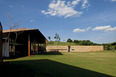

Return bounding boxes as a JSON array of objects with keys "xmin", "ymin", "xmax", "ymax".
[
  {"xmin": 48, "ymin": 36, "xmax": 51, "ymax": 41},
  {"xmin": 110, "ymin": 45, "xmax": 115, "ymax": 51},
  {"xmin": 111, "ymin": 42, "xmax": 116, "ymax": 45},
  {"xmin": 103, "ymin": 42, "xmax": 116, "ymax": 51},
  {"xmin": 3, "ymin": 16, "xmax": 22, "ymax": 56},
  {"xmin": 54, "ymin": 33, "xmax": 60, "ymax": 42},
  {"xmin": 74, "ymin": 40, "xmax": 79, "ymax": 43},
  {"xmin": 67, "ymin": 38, "xmax": 72, "ymax": 42},
  {"xmin": 73, "ymin": 40, "xmax": 96, "ymax": 45}
]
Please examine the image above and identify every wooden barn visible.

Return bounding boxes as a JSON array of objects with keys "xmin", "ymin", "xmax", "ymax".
[
  {"xmin": 2, "ymin": 28, "xmax": 48, "ymax": 57},
  {"xmin": 0, "ymin": 22, "xmax": 3, "ymax": 63}
]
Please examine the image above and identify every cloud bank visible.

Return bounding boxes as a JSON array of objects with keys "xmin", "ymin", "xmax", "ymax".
[
  {"xmin": 92, "ymin": 25, "xmax": 110, "ymax": 31},
  {"xmin": 41, "ymin": 0, "xmax": 89, "ymax": 18},
  {"xmin": 92, "ymin": 25, "xmax": 116, "ymax": 32},
  {"xmin": 73, "ymin": 27, "xmax": 91, "ymax": 32},
  {"xmin": 73, "ymin": 25, "xmax": 116, "ymax": 33}
]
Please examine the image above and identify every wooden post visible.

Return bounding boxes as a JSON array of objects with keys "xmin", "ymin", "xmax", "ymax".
[
  {"xmin": 0, "ymin": 22, "xmax": 3, "ymax": 63},
  {"xmin": 28, "ymin": 34, "xmax": 30, "ymax": 56},
  {"xmin": 38, "ymin": 43, "xmax": 39, "ymax": 54},
  {"xmin": 34, "ymin": 41, "xmax": 36, "ymax": 54}
]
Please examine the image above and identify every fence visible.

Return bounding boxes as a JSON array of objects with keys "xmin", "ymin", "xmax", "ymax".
[{"xmin": 46, "ymin": 46, "xmax": 104, "ymax": 52}]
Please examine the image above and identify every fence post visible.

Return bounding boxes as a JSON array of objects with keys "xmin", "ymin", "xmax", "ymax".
[{"xmin": 0, "ymin": 22, "xmax": 3, "ymax": 63}]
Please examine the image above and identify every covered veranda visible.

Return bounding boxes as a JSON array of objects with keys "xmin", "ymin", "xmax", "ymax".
[{"xmin": 3, "ymin": 28, "xmax": 48, "ymax": 57}]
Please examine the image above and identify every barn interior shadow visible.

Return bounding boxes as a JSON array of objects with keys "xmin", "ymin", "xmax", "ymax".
[{"xmin": 0, "ymin": 59, "xmax": 113, "ymax": 77}]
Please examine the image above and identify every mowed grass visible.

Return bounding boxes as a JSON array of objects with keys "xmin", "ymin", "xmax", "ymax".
[
  {"xmin": 47, "ymin": 42, "xmax": 77, "ymax": 46},
  {"xmin": 2, "ymin": 51, "xmax": 116, "ymax": 77}
]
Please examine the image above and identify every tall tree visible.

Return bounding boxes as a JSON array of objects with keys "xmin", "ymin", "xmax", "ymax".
[
  {"xmin": 54, "ymin": 33, "xmax": 60, "ymax": 42},
  {"xmin": 3, "ymin": 16, "xmax": 22, "ymax": 56}
]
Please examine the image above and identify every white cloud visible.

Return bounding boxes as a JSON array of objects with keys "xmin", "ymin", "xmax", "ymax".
[
  {"xmin": 111, "ymin": 0, "xmax": 116, "ymax": 2},
  {"xmin": 105, "ymin": 27, "xmax": 116, "ymax": 32},
  {"xmin": 73, "ymin": 25, "xmax": 116, "ymax": 33},
  {"xmin": 82, "ymin": 0, "xmax": 89, "ymax": 9},
  {"xmin": 9, "ymin": 5, "xmax": 13, "ymax": 8},
  {"xmin": 92, "ymin": 25, "xmax": 116, "ymax": 32},
  {"xmin": 92, "ymin": 25, "xmax": 110, "ymax": 31},
  {"xmin": 72, "ymin": 0, "xmax": 81, "ymax": 6},
  {"xmin": 105, "ymin": 0, "xmax": 116, "ymax": 2},
  {"xmin": 41, "ymin": 0, "xmax": 89, "ymax": 18},
  {"xmin": 73, "ymin": 27, "xmax": 91, "ymax": 33}
]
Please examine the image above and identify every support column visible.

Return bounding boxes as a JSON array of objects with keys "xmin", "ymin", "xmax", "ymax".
[
  {"xmin": 28, "ymin": 34, "xmax": 30, "ymax": 56},
  {"xmin": 0, "ymin": 22, "xmax": 3, "ymax": 63},
  {"xmin": 33, "ymin": 40, "xmax": 36, "ymax": 55},
  {"xmin": 38, "ymin": 43, "xmax": 39, "ymax": 54}
]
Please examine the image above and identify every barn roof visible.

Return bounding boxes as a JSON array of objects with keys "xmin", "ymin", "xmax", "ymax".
[
  {"xmin": 3, "ymin": 28, "xmax": 48, "ymax": 43},
  {"xmin": 3, "ymin": 28, "xmax": 37, "ymax": 33}
]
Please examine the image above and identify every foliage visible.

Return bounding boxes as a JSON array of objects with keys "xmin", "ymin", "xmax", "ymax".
[
  {"xmin": 54, "ymin": 33, "xmax": 60, "ymax": 42},
  {"xmin": 47, "ymin": 42, "xmax": 77, "ymax": 46},
  {"xmin": 48, "ymin": 36, "xmax": 51, "ymax": 41},
  {"xmin": 67, "ymin": 38, "xmax": 73, "ymax": 42},
  {"xmin": 47, "ymin": 40, "xmax": 101, "ymax": 46},
  {"xmin": 73, "ymin": 40, "xmax": 99, "ymax": 45},
  {"xmin": 103, "ymin": 42, "xmax": 116, "ymax": 51}
]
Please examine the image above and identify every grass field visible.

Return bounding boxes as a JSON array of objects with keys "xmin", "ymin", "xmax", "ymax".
[
  {"xmin": 46, "ymin": 42, "xmax": 101, "ymax": 46},
  {"xmin": 2, "ymin": 51, "xmax": 116, "ymax": 77},
  {"xmin": 47, "ymin": 42, "xmax": 78, "ymax": 46}
]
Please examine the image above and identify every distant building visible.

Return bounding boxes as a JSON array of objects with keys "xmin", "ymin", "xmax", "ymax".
[{"xmin": 2, "ymin": 28, "xmax": 48, "ymax": 57}]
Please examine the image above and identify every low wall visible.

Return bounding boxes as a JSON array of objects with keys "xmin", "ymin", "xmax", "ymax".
[
  {"xmin": 46, "ymin": 46, "xmax": 68, "ymax": 52},
  {"xmin": 70, "ymin": 46, "xmax": 103, "ymax": 52},
  {"xmin": 46, "ymin": 46, "xmax": 104, "ymax": 52}
]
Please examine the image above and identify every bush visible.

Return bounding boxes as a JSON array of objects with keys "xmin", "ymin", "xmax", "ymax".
[
  {"xmin": 103, "ymin": 43, "xmax": 116, "ymax": 51},
  {"xmin": 67, "ymin": 38, "xmax": 73, "ymax": 42},
  {"xmin": 73, "ymin": 40, "xmax": 98, "ymax": 45}
]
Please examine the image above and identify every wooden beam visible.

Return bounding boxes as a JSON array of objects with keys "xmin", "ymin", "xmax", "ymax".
[
  {"xmin": 28, "ymin": 34, "xmax": 30, "ymax": 56},
  {"xmin": 34, "ymin": 40, "xmax": 36, "ymax": 54},
  {"xmin": 38, "ymin": 43, "xmax": 39, "ymax": 54},
  {"xmin": 0, "ymin": 22, "xmax": 3, "ymax": 63}
]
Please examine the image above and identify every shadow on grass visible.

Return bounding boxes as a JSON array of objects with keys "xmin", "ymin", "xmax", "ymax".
[
  {"xmin": 0, "ymin": 59, "xmax": 113, "ymax": 77},
  {"xmin": 40, "ymin": 52, "xmax": 63, "ymax": 55},
  {"xmin": 3, "ymin": 55, "xmax": 27, "ymax": 60}
]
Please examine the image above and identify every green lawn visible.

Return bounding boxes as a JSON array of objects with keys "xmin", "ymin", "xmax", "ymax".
[
  {"xmin": 47, "ymin": 42, "xmax": 77, "ymax": 46},
  {"xmin": 2, "ymin": 51, "xmax": 116, "ymax": 77},
  {"xmin": 46, "ymin": 42, "xmax": 101, "ymax": 46}
]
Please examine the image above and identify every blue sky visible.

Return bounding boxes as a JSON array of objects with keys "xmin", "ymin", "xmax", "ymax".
[{"xmin": 0, "ymin": 0, "xmax": 116, "ymax": 43}]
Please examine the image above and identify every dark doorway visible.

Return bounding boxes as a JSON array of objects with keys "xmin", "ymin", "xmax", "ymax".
[{"xmin": 68, "ymin": 46, "xmax": 70, "ymax": 52}]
